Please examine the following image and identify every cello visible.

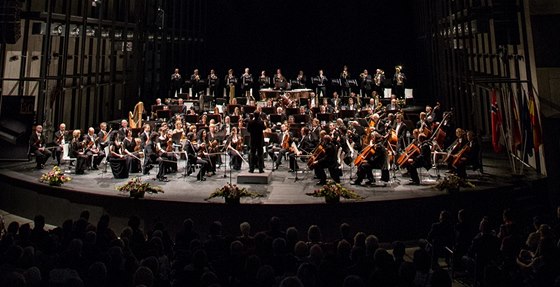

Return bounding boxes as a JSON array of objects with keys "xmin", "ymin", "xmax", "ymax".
[
  {"xmin": 353, "ymin": 144, "xmax": 376, "ymax": 166},
  {"xmin": 396, "ymin": 143, "xmax": 420, "ymax": 168},
  {"xmin": 307, "ymin": 144, "xmax": 325, "ymax": 169}
]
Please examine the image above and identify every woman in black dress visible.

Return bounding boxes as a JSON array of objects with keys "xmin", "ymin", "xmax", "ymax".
[
  {"xmin": 70, "ymin": 130, "xmax": 88, "ymax": 174},
  {"xmin": 109, "ymin": 134, "xmax": 131, "ymax": 178}
]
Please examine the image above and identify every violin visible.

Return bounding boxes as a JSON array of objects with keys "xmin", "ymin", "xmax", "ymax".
[
  {"xmin": 166, "ymin": 138, "xmax": 173, "ymax": 152},
  {"xmin": 281, "ymin": 132, "xmax": 290, "ymax": 149}
]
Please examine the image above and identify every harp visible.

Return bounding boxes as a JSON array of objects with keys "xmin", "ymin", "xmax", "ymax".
[{"xmin": 129, "ymin": 101, "xmax": 144, "ymax": 129}]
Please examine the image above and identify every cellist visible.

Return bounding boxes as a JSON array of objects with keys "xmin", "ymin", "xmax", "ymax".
[
  {"xmin": 351, "ymin": 132, "xmax": 387, "ymax": 186},
  {"xmin": 406, "ymin": 133, "xmax": 432, "ymax": 185}
]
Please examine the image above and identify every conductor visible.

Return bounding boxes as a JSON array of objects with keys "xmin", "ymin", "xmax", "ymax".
[{"xmin": 248, "ymin": 111, "xmax": 265, "ymax": 173}]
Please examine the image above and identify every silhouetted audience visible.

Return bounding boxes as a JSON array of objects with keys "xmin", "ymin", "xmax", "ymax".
[{"xmin": 1, "ymin": 209, "xmax": 559, "ymax": 287}]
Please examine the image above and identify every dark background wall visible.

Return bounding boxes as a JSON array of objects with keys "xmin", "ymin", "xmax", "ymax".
[{"xmin": 202, "ymin": 0, "xmax": 418, "ymax": 92}]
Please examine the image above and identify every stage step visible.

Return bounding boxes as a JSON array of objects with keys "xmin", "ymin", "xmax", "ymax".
[{"xmin": 237, "ymin": 171, "xmax": 272, "ymax": 184}]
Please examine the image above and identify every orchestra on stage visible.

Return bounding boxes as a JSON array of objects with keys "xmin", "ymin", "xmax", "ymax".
[{"xmin": 29, "ymin": 65, "xmax": 482, "ymax": 186}]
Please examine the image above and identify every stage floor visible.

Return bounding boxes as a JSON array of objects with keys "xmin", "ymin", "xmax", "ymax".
[{"xmin": 0, "ymin": 152, "xmax": 534, "ymax": 205}]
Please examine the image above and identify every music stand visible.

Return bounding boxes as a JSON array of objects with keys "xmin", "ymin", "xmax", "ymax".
[
  {"xmin": 331, "ymin": 79, "xmax": 341, "ymax": 86},
  {"xmin": 207, "ymin": 114, "xmax": 222, "ymax": 123},
  {"xmin": 227, "ymin": 104, "xmax": 241, "ymax": 114},
  {"xmin": 216, "ymin": 98, "xmax": 227, "ymax": 106},
  {"xmin": 269, "ymin": 114, "xmax": 283, "ymax": 124},
  {"xmin": 184, "ymin": 115, "xmax": 199, "ymax": 124},
  {"xmin": 195, "ymin": 124, "xmax": 208, "ymax": 132},
  {"xmin": 169, "ymin": 105, "xmax": 182, "ymax": 114},
  {"xmin": 294, "ymin": 114, "xmax": 308, "ymax": 124},
  {"xmin": 236, "ymin": 97, "xmax": 248, "ymax": 105},
  {"xmin": 261, "ymin": 107, "xmax": 275, "ymax": 115},
  {"xmin": 243, "ymin": 105, "xmax": 257, "ymax": 114},
  {"xmin": 229, "ymin": 116, "xmax": 240, "ymax": 124},
  {"xmin": 274, "ymin": 81, "xmax": 288, "ymax": 90},
  {"xmin": 358, "ymin": 110, "xmax": 370, "ymax": 118},
  {"xmin": 357, "ymin": 118, "xmax": 369, "ymax": 127},
  {"xmin": 311, "ymin": 107, "xmax": 320, "ymax": 115},
  {"xmin": 157, "ymin": 110, "xmax": 172, "ymax": 120},
  {"xmin": 310, "ymin": 77, "xmax": 319, "ymax": 85},
  {"xmin": 338, "ymin": 110, "xmax": 356, "ymax": 119},
  {"xmin": 286, "ymin": 108, "xmax": 299, "ymax": 116},
  {"xmin": 317, "ymin": 113, "xmax": 332, "ymax": 122}
]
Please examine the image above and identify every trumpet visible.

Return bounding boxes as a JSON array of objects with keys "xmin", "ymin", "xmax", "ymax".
[{"xmin": 360, "ymin": 73, "xmax": 366, "ymax": 78}]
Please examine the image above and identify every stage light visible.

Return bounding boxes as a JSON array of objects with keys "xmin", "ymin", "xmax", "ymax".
[
  {"xmin": 92, "ymin": 0, "xmax": 101, "ymax": 7},
  {"xmin": 86, "ymin": 27, "xmax": 95, "ymax": 37},
  {"xmin": 126, "ymin": 32, "xmax": 134, "ymax": 40},
  {"xmin": 52, "ymin": 24, "xmax": 63, "ymax": 36},
  {"xmin": 70, "ymin": 25, "xmax": 80, "ymax": 37}
]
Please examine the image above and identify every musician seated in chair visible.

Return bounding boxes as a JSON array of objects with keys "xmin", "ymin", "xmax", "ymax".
[
  {"xmin": 184, "ymin": 132, "xmax": 210, "ymax": 181},
  {"xmin": 70, "ymin": 130, "xmax": 88, "ymax": 175},
  {"xmin": 84, "ymin": 127, "xmax": 105, "ymax": 170},
  {"xmin": 52, "ymin": 123, "xmax": 68, "ymax": 166},
  {"xmin": 123, "ymin": 129, "xmax": 142, "ymax": 173},
  {"xmin": 406, "ymin": 133, "xmax": 432, "ymax": 185},
  {"xmin": 352, "ymin": 132, "xmax": 387, "ymax": 186},
  {"xmin": 143, "ymin": 132, "xmax": 167, "ymax": 181},
  {"xmin": 109, "ymin": 134, "xmax": 132, "ymax": 179},
  {"xmin": 311, "ymin": 135, "xmax": 341, "ymax": 185},
  {"xmin": 29, "ymin": 124, "xmax": 51, "ymax": 169},
  {"xmin": 269, "ymin": 124, "xmax": 297, "ymax": 171},
  {"xmin": 453, "ymin": 131, "xmax": 481, "ymax": 178}
]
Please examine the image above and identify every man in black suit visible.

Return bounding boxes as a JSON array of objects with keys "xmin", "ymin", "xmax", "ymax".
[
  {"xmin": 394, "ymin": 113, "xmax": 408, "ymax": 152},
  {"xmin": 406, "ymin": 133, "xmax": 432, "ymax": 185},
  {"xmin": 30, "ymin": 125, "xmax": 51, "ymax": 169},
  {"xmin": 52, "ymin": 123, "xmax": 68, "ymax": 166},
  {"xmin": 311, "ymin": 135, "xmax": 340, "ymax": 185},
  {"xmin": 247, "ymin": 111, "xmax": 265, "ymax": 173}
]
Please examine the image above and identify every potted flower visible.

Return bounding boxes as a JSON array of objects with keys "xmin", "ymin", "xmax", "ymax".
[
  {"xmin": 207, "ymin": 183, "xmax": 261, "ymax": 204},
  {"xmin": 116, "ymin": 177, "xmax": 164, "ymax": 199},
  {"xmin": 40, "ymin": 166, "xmax": 72, "ymax": 186},
  {"xmin": 306, "ymin": 180, "xmax": 364, "ymax": 203},
  {"xmin": 435, "ymin": 174, "xmax": 475, "ymax": 193}
]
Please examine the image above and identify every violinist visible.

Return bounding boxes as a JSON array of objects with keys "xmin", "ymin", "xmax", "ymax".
[
  {"xmin": 228, "ymin": 127, "xmax": 244, "ymax": 170},
  {"xmin": 123, "ymin": 129, "xmax": 142, "ymax": 173},
  {"xmin": 70, "ymin": 129, "xmax": 88, "ymax": 174},
  {"xmin": 117, "ymin": 119, "xmax": 129, "ymax": 140},
  {"xmin": 184, "ymin": 132, "xmax": 209, "ymax": 181},
  {"xmin": 352, "ymin": 132, "xmax": 387, "ymax": 186},
  {"xmin": 208, "ymin": 123, "xmax": 222, "ymax": 166},
  {"xmin": 30, "ymin": 125, "xmax": 51, "ymax": 169},
  {"xmin": 406, "ymin": 133, "xmax": 432, "ymax": 185},
  {"xmin": 270, "ymin": 124, "xmax": 292, "ymax": 170},
  {"xmin": 394, "ymin": 113, "xmax": 408, "ymax": 152},
  {"xmin": 139, "ymin": 124, "xmax": 151, "ymax": 150},
  {"xmin": 311, "ymin": 135, "xmax": 340, "ymax": 185},
  {"xmin": 310, "ymin": 118, "xmax": 321, "ymax": 144},
  {"xmin": 85, "ymin": 127, "xmax": 105, "ymax": 170},
  {"xmin": 163, "ymin": 130, "xmax": 178, "ymax": 173},
  {"xmin": 98, "ymin": 122, "xmax": 111, "ymax": 151},
  {"xmin": 108, "ymin": 134, "xmax": 131, "ymax": 178},
  {"xmin": 173, "ymin": 121, "xmax": 185, "ymax": 144},
  {"xmin": 143, "ymin": 132, "xmax": 166, "ymax": 181},
  {"xmin": 52, "ymin": 123, "xmax": 67, "ymax": 166},
  {"xmin": 198, "ymin": 129, "xmax": 216, "ymax": 176}
]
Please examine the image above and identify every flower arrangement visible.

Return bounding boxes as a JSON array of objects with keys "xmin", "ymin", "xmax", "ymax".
[
  {"xmin": 40, "ymin": 166, "xmax": 71, "ymax": 186},
  {"xmin": 306, "ymin": 180, "xmax": 364, "ymax": 203},
  {"xmin": 116, "ymin": 177, "xmax": 164, "ymax": 199},
  {"xmin": 207, "ymin": 183, "xmax": 261, "ymax": 203},
  {"xmin": 435, "ymin": 174, "xmax": 475, "ymax": 192}
]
